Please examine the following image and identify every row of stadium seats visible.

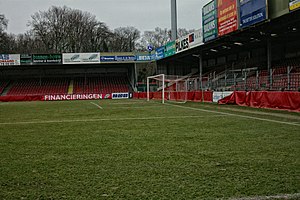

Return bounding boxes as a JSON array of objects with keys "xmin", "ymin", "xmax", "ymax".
[
  {"xmin": 2, "ymin": 75, "xmax": 130, "ymax": 96},
  {"xmin": 73, "ymin": 76, "xmax": 129, "ymax": 94},
  {"xmin": 0, "ymin": 80, "xmax": 9, "ymax": 94},
  {"xmin": 7, "ymin": 78, "xmax": 69, "ymax": 96}
]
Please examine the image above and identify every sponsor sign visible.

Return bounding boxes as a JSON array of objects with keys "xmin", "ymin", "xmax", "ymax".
[
  {"xmin": 63, "ymin": 53, "xmax": 100, "ymax": 64},
  {"xmin": 164, "ymin": 41, "xmax": 176, "ymax": 57},
  {"xmin": 115, "ymin": 55, "xmax": 136, "ymax": 62},
  {"xmin": 203, "ymin": 0, "xmax": 218, "ymax": 42},
  {"xmin": 32, "ymin": 54, "xmax": 62, "ymax": 64},
  {"xmin": 176, "ymin": 36, "xmax": 189, "ymax": 53},
  {"xmin": 44, "ymin": 93, "xmax": 111, "ymax": 101},
  {"xmin": 289, "ymin": 0, "xmax": 300, "ymax": 11},
  {"xmin": 0, "ymin": 54, "xmax": 20, "ymax": 66},
  {"xmin": 100, "ymin": 55, "xmax": 136, "ymax": 63},
  {"xmin": 239, "ymin": 0, "xmax": 267, "ymax": 28},
  {"xmin": 213, "ymin": 91, "xmax": 233, "ymax": 102},
  {"xmin": 218, "ymin": 0, "xmax": 238, "ymax": 36},
  {"xmin": 189, "ymin": 29, "xmax": 204, "ymax": 48},
  {"xmin": 111, "ymin": 93, "xmax": 129, "ymax": 99},
  {"xmin": 155, "ymin": 46, "xmax": 165, "ymax": 60},
  {"xmin": 20, "ymin": 54, "xmax": 32, "ymax": 65},
  {"xmin": 136, "ymin": 54, "xmax": 155, "ymax": 62}
]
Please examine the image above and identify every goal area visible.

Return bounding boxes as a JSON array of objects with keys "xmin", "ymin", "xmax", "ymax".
[{"xmin": 147, "ymin": 74, "xmax": 197, "ymax": 104}]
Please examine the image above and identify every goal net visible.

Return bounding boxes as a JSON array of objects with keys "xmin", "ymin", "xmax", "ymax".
[{"xmin": 147, "ymin": 74, "xmax": 190, "ymax": 104}]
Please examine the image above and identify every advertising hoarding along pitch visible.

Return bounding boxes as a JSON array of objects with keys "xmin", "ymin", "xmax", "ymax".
[
  {"xmin": 203, "ymin": 0, "xmax": 218, "ymax": 42},
  {"xmin": 239, "ymin": 0, "xmax": 267, "ymax": 28},
  {"xmin": 0, "ymin": 54, "xmax": 20, "ymax": 66},
  {"xmin": 289, "ymin": 0, "xmax": 300, "ymax": 11},
  {"xmin": 218, "ymin": 0, "xmax": 238, "ymax": 36},
  {"xmin": 32, "ymin": 54, "xmax": 62, "ymax": 64},
  {"xmin": 63, "ymin": 53, "xmax": 100, "ymax": 64}
]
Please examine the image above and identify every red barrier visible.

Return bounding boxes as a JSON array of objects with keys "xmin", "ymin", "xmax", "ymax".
[
  {"xmin": 133, "ymin": 91, "xmax": 213, "ymax": 102},
  {"xmin": 218, "ymin": 91, "xmax": 300, "ymax": 112},
  {"xmin": 0, "ymin": 95, "xmax": 44, "ymax": 102}
]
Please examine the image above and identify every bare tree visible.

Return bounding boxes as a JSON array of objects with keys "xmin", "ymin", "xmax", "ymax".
[
  {"xmin": 139, "ymin": 27, "xmax": 171, "ymax": 50},
  {"xmin": 28, "ymin": 6, "xmax": 112, "ymax": 53},
  {"xmin": 109, "ymin": 26, "xmax": 140, "ymax": 52}
]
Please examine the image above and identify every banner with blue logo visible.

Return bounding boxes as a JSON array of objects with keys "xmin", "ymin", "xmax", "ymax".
[
  {"xmin": 239, "ymin": 0, "xmax": 267, "ymax": 28},
  {"xmin": 155, "ymin": 46, "xmax": 165, "ymax": 60}
]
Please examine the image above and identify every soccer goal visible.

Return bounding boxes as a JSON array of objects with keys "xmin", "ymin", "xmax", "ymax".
[{"xmin": 147, "ymin": 74, "xmax": 190, "ymax": 104}]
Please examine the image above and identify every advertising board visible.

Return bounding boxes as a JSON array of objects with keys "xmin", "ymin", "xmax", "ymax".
[
  {"xmin": 32, "ymin": 54, "xmax": 62, "ymax": 64},
  {"xmin": 239, "ymin": 0, "xmax": 267, "ymax": 28},
  {"xmin": 155, "ymin": 46, "xmax": 165, "ymax": 60},
  {"xmin": 63, "ymin": 53, "xmax": 100, "ymax": 64},
  {"xmin": 164, "ymin": 41, "xmax": 176, "ymax": 57},
  {"xmin": 289, "ymin": 0, "xmax": 300, "ymax": 11},
  {"xmin": 218, "ymin": 0, "xmax": 238, "ymax": 36},
  {"xmin": 188, "ymin": 29, "xmax": 203, "ymax": 49},
  {"xmin": 0, "ymin": 54, "xmax": 20, "ymax": 66},
  {"xmin": 203, "ymin": 0, "xmax": 218, "ymax": 42}
]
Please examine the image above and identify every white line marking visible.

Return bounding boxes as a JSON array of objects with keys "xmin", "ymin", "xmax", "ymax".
[
  {"xmin": 226, "ymin": 193, "xmax": 300, "ymax": 200},
  {"xmin": 90, "ymin": 102, "xmax": 103, "ymax": 109},
  {"xmin": 0, "ymin": 115, "xmax": 226, "ymax": 125},
  {"xmin": 165, "ymin": 103, "xmax": 300, "ymax": 126}
]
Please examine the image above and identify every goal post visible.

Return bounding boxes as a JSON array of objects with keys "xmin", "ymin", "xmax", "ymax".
[{"xmin": 147, "ymin": 74, "xmax": 190, "ymax": 104}]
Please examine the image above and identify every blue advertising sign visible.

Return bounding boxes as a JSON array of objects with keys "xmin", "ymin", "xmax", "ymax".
[
  {"xmin": 100, "ymin": 55, "xmax": 136, "ymax": 62},
  {"xmin": 115, "ymin": 56, "xmax": 136, "ymax": 62},
  {"xmin": 155, "ymin": 46, "xmax": 165, "ymax": 60},
  {"xmin": 239, "ymin": 0, "xmax": 267, "ymax": 28},
  {"xmin": 100, "ymin": 56, "xmax": 116, "ymax": 62}
]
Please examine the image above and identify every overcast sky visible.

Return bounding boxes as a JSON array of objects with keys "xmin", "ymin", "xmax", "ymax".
[{"xmin": 1, "ymin": 0, "xmax": 210, "ymax": 35}]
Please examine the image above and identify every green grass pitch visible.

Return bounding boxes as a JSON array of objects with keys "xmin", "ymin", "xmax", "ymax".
[{"xmin": 0, "ymin": 99, "xmax": 299, "ymax": 199}]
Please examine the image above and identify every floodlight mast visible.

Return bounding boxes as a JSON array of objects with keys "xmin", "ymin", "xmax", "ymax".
[{"xmin": 171, "ymin": 0, "xmax": 177, "ymax": 41}]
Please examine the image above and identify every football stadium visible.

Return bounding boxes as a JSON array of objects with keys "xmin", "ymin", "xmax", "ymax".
[{"xmin": 0, "ymin": 0, "xmax": 300, "ymax": 199}]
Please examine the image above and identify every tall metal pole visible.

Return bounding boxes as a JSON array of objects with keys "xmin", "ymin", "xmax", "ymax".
[{"xmin": 171, "ymin": 0, "xmax": 177, "ymax": 41}]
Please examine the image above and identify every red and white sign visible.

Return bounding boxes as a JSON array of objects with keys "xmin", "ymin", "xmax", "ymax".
[
  {"xmin": 44, "ymin": 93, "xmax": 111, "ymax": 101},
  {"xmin": 218, "ymin": 0, "xmax": 238, "ymax": 36},
  {"xmin": 0, "ymin": 54, "xmax": 20, "ymax": 66}
]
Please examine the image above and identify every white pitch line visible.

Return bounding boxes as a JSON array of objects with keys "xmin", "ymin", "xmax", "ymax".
[
  {"xmin": 0, "ymin": 115, "xmax": 226, "ymax": 125},
  {"xmin": 226, "ymin": 192, "xmax": 300, "ymax": 200},
  {"xmin": 90, "ymin": 102, "xmax": 103, "ymax": 109},
  {"xmin": 165, "ymin": 103, "xmax": 300, "ymax": 127}
]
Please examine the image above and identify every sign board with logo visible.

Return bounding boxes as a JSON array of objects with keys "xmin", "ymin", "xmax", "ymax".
[
  {"xmin": 155, "ymin": 46, "xmax": 165, "ymax": 60},
  {"xmin": 203, "ymin": 0, "xmax": 218, "ymax": 42},
  {"xmin": 164, "ymin": 41, "xmax": 176, "ymax": 58},
  {"xmin": 213, "ymin": 91, "xmax": 233, "ymax": 102},
  {"xmin": 135, "ymin": 54, "xmax": 155, "ymax": 62},
  {"xmin": 289, "ymin": 0, "xmax": 300, "ymax": 11},
  {"xmin": 0, "ymin": 54, "xmax": 21, "ymax": 66},
  {"xmin": 189, "ymin": 29, "xmax": 204, "ymax": 49},
  {"xmin": 218, "ymin": 0, "xmax": 238, "ymax": 36},
  {"xmin": 20, "ymin": 54, "xmax": 32, "ymax": 65},
  {"xmin": 63, "ymin": 53, "xmax": 100, "ymax": 64},
  {"xmin": 32, "ymin": 54, "xmax": 62, "ymax": 64},
  {"xmin": 176, "ymin": 36, "xmax": 189, "ymax": 53},
  {"xmin": 44, "ymin": 93, "xmax": 112, "ymax": 101},
  {"xmin": 111, "ymin": 93, "xmax": 130, "ymax": 99},
  {"xmin": 239, "ymin": 0, "xmax": 267, "ymax": 28}
]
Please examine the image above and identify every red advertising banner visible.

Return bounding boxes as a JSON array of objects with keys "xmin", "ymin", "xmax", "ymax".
[{"xmin": 217, "ymin": 0, "xmax": 238, "ymax": 36}]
